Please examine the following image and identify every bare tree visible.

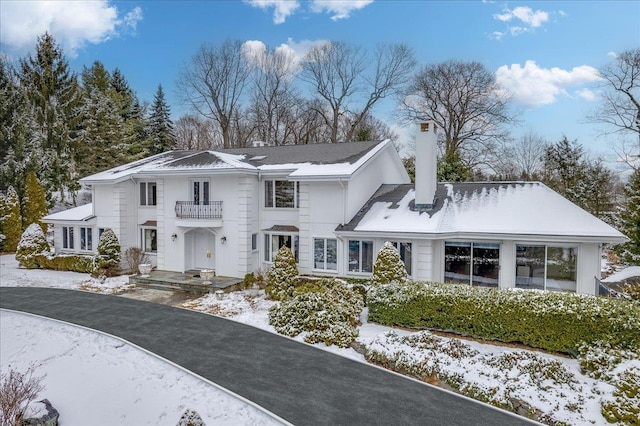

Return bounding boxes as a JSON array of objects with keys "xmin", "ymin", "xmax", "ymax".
[
  {"xmin": 300, "ymin": 41, "xmax": 416, "ymax": 143},
  {"xmin": 401, "ymin": 60, "xmax": 515, "ymax": 167},
  {"xmin": 492, "ymin": 131, "xmax": 547, "ymax": 179},
  {"xmin": 177, "ymin": 40, "xmax": 252, "ymax": 148},
  {"xmin": 247, "ymin": 45, "xmax": 299, "ymax": 145},
  {"xmin": 174, "ymin": 114, "xmax": 219, "ymax": 150},
  {"xmin": 287, "ymin": 98, "xmax": 331, "ymax": 144},
  {"xmin": 587, "ymin": 48, "xmax": 640, "ymax": 166}
]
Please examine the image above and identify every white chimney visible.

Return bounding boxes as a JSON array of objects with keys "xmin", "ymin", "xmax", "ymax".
[{"xmin": 414, "ymin": 121, "xmax": 438, "ymax": 211}]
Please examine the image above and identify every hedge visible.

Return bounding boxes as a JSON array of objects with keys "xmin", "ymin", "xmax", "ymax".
[
  {"xmin": 32, "ymin": 253, "xmax": 94, "ymax": 273},
  {"xmin": 367, "ymin": 281, "xmax": 640, "ymax": 353}
]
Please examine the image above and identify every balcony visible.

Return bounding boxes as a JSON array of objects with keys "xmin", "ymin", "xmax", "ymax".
[{"xmin": 175, "ymin": 201, "xmax": 223, "ymax": 227}]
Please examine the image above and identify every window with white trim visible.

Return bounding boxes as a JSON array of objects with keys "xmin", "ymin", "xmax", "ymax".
[
  {"xmin": 348, "ymin": 240, "xmax": 374, "ymax": 273},
  {"xmin": 80, "ymin": 227, "xmax": 93, "ymax": 251},
  {"xmin": 516, "ymin": 245, "xmax": 577, "ymax": 292},
  {"xmin": 251, "ymin": 233, "xmax": 258, "ymax": 251},
  {"xmin": 62, "ymin": 226, "xmax": 74, "ymax": 250},
  {"xmin": 444, "ymin": 242, "xmax": 500, "ymax": 287},
  {"xmin": 140, "ymin": 182, "xmax": 157, "ymax": 206},
  {"xmin": 390, "ymin": 241, "xmax": 413, "ymax": 275},
  {"xmin": 264, "ymin": 233, "xmax": 299, "ymax": 262},
  {"xmin": 314, "ymin": 238, "xmax": 337, "ymax": 271},
  {"xmin": 265, "ymin": 180, "xmax": 299, "ymax": 208},
  {"xmin": 141, "ymin": 228, "xmax": 157, "ymax": 253}
]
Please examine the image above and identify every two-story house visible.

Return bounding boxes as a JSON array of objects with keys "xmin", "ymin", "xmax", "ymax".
[{"xmin": 43, "ymin": 122, "xmax": 627, "ymax": 294}]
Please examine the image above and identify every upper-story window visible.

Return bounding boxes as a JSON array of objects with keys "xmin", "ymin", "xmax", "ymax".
[
  {"xmin": 265, "ymin": 180, "xmax": 299, "ymax": 208},
  {"xmin": 140, "ymin": 182, "xmax": 157, "ymax": 206},
  {"xmin": 192, "ymin": 180, "xmax": 210, "ymax": 204}
]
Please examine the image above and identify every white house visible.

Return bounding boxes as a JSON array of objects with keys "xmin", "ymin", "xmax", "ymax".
[{"xmin": 43, "ymin": 122, "xmax": 627, "ymax": 295}]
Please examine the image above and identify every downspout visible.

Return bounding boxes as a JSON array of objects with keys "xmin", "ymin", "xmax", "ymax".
[{"xmin": 129, "ymin": 175, "xmax": 138, "ymax": 250}]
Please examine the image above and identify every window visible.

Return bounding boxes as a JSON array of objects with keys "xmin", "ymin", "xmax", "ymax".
[
  {"xmin": 348, "ymin": 240, "xmax": 374, "ymax": 273},
  {"xmin": 265, "ymin": 180, "xmax": 299, "ymax": 208},
  {"xmin": 264, "ymin": 233, "xmax": 299, "ymax": 262},
  {"xmin": 516, "ymin": 245, "xmax": 577, "ymax": 292},
  {"xmin": 251, "ymin": 233, "xmax": 258, "ymax": 251},
  {"xmin": 140, "ymin": 182, "xmax": 157, "ymax": 206},
  {"xmin": 98, "ymin": 228, "xmax": 105, "ymax": 238},
  {"xmin": 62, "ymin": 226, "xmax": 74, "ymax": 249},
  {"xmin": 141, "ymin": 228, "xmax": 157, "ymax": 253},
  {"xmin": 192, "ymin": 180, "xmax": 210, "ymax": 204},
  {"xmin": 80, "ymin": 227, "xmax": 93, "ymax": 251},
  {"xmin": 314, "ymin": 238, "xmax": 337, "ymax": 271},
  {"xmin": 444, "ymin": 242, "xmax": 500, "ymax": 287},
  {"xmin": 390, "ymin": 242, "xmax": 413, "ymax": 275}
]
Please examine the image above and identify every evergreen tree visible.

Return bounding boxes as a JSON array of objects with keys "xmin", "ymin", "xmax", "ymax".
[
  {"xmin": 438, "ymin": 151, "xmax": 473, "ymax": 182},
  {"xmin": 18, "ymin": 33, "xmax": 82, "ymax": 201},
  {"xmin": 266, "ymin": 246, "xmax": 299, "ymax": 300},
  {"xmin": 16, "ymin": 223, "xmax": 50, "ymax": 268},
  {"xmin": 147, "ymin": 84, "xmax": 176, "ymax": 155},
  {"xmin": 0, "ymin": 187, "xmax": 23, "ymax": 252},
  {"xmin": 371, "ymin": 242, "xmax": 408, "ymax": 285},
  {"xmin": 22, "ymin": 171, "xmax": 48, "ymax": 231},
  {"xmin": 615, "ymin": 168, "xmax": 640, "ymax": 264},
  {"xmin": 95, "ymin": 228, "xmax": 121, "ymax": 274}
]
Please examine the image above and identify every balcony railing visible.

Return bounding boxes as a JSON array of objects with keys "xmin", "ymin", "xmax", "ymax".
[{"xmin": 175, "ymin": 201, "xmax": 223, "ymax": 219}]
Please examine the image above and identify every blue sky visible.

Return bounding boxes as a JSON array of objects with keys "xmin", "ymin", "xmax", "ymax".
[{"xmin": 1, "ymin": 0, "xmax": 639, "ymax": 160}]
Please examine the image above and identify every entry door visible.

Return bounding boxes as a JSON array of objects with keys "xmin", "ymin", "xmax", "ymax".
[{"xmin": 193, "ymin": 230, "xmax": 215, "ymax": 270}]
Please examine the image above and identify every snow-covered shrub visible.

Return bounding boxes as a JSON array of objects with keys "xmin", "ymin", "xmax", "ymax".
[
  {"xmin": 367, "ymin": 281, "xmax": 640, "ymax": 353},
  {"xmin": 33, "ymin": 253, "xmax": 94, "ymax": 273},
  {"xmin": 0, "ymin": 187, "xmax": 23, "ymax": 252},
  {"xmin": 371, "ymin": 241, "xmax": 408, "ymax": 285},
  {"xmin": 95, "ymin": 228, "xmax": 121, "ymax": 275},
  {"xmin": 15, "ymin": 223, "xmax": 50, "ymax": 268},
  {"xmin": 578, "ymin": 341, "xmax": 639, "ymax": 380},
  {"xmin": 268, "ymin": 279, "xmax": 364, "ymax": 347},
  {"xmin": 622, "ymin": 281, "xmax": 640, "ymax": 302},
  {"xmin": 0, "ymin": 364, "xmax": 45, "ymax": 426},
  {"xmin": 265, "ymin": 246, "xmax": 298, "ymax": 300},
  {"xmin": 601, "ymin": 366, "xmax": 640, "ymax": 425}
]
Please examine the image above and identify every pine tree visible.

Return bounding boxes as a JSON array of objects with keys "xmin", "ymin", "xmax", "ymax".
[
  {"xmin": 18, "ymin": 33, "xmax": 82, "ymax": 201},
  {"xmin": 16, "ymin": 223, "xmax": 50, "ymax": 268},
  {"xmin": 95, "ymin": 228, "xmax": 121, "ymax": 274},
  {"xmin": 22, "ymin": 171, "xmax": 48, "ymax": 231},
  {"xmin": 147, "ymin": 84, "xmax": 176, "ymax": 155},
  {"xmin": 0, "ymin": 187, "xmax": 23, "ymax": 252},
  {"xmin": 371, "ymin": 241, "xmax": 408, "ymax": 285},
  {"xmin": 266, "ymin": 246, "xmax": 299, "ymax": 300},
  {"xmin": 615, "ymin": 168, "xmax": 640, "ymax": 264}
]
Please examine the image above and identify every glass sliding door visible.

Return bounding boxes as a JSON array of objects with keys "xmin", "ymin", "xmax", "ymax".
[
  {"xmin": 444, "ymin": 242, "xmax": 471, "ymax": 284},
  {"xmin": 546, "ymin": 247, "xmax": 577, "ymax": 292},
  {"xmin": 515, "ymin": 245, "xmax": 546, "ymax": 290},
  {"xmin": 516, "ymin": 245, "xmax": 577, "ymax": 292},
  {"xmin": 472, "ymin": 243, "xmax": 500, "ymax": 287}
]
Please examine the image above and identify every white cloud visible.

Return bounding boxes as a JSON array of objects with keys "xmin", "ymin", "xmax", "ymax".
[
  {"xmin": 310, "ymin": 0, "xmax": 374, "ymax": 21},
  {"xmin": 242, "ymin": 0, "xmax": 300, "ymax": 24},
  {"xmin": 242, "ymin": 38, "xmax": 329, "ymax": 73},
  {"xmin": 495, "ymin": 60, "xmax": 601, "ymax": 107},
  {"xmin": 575, "ymin": 88, "xmax": 597, "ymax": 102},
  {"xmin": 607, "ymin": 51, "xmax": 618, "ymax": 58},
  {"xmin": 0, "ymin": 1, "xmax": 142, "ymax": 57},
  {"xmin": 492, "ymin": 6, "xmax": 550, "ymax": 38}
]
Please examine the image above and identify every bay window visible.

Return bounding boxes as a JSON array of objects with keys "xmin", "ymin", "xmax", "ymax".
[
  {"xmin": 264, "ymin": 233, "xmax": 299, "ymax": 262},
  {"xmin": 141, "ymin": 228, "xmax": 157, "ymax": 253}
]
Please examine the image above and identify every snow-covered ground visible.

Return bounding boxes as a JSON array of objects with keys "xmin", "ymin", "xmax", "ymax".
[
  {"xmin": 602, "ymin": 265, "xmax": 640, "ymax": 283},
  {"xmin": 1, "ymin": 254, "xmax": 636, "ymax": 425}
]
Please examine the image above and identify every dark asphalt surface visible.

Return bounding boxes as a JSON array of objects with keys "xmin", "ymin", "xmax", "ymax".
[{"xmin": 1, "ymin": 287, "xmax": 537, "ymax": 426}]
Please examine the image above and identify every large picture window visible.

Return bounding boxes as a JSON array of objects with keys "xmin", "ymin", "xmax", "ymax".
[
  {"xmin": 265, "ymin": 180, "xmax": 299, "ymax": 208},
  {"xmin": 264, "ymin": 233, "xmax": 299, "ymax": 262},
  {"xmin": 62, "ymin": 226, "xmax": 74, "ymax": 249},
  {"xmin": 140, "ymin": 182, "xmax": 157, "ymax": 206},
  {"xmin": 348, "ymin": 240, "xmax": 374, "ymax": 273},
  {"xmin": 142, "ymin": 228, "xmax": 157, "ymax": 253},
  {"xmin": 80, "ymin": 227, "xmax": 93, "ymax": 251},
  {"xmin": 314, "ymin": 238, "xmax": 337, "ymax": 271},
  {"xmin": 516, "ymin": 245, "xmax": 577, "ymax": 292},
  {"xmin": 444, "ymin": 242, "xmax": 500, "ymax": 287}
]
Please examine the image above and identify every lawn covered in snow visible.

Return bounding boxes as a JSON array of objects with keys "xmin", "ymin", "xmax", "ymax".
[{"xmin": 2, "ymin": 254, "xmax": 637, "ymax": 425}]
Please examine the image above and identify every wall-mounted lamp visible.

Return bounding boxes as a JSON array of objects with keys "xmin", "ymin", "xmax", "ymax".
[
  {"xmin": 221, "ymin": 236, "xmax": 227, "ymax": 244},
  {"xmin": 171, "ymin": 233, "xmax": 177, "ymax": 242}
]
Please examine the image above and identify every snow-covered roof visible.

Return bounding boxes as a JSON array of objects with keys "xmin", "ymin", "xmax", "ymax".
[
  {"xmin": 43, "ymin": 203, "xmax": 94, "ymax": 223},
  {"xmin": 81, "ymin": 140, "xmax": 388, "ymax": 183},
  {"xmin": 337, "ymin": 182, "xmax": 627, "ymax": 242}
]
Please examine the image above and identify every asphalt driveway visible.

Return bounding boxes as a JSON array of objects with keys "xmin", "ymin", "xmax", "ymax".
[{"xmin": 1, "ymin": 287, "xmax": 537, "ymax": 426}]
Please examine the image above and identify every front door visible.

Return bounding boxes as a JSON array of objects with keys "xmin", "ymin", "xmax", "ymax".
[{"xmin": 193, "ymin": 230, "xmax": 215, "ymax": 270}]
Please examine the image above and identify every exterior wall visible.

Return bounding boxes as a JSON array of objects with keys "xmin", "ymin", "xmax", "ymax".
[
  {"xmin": 416, "ymin": 240, "xmax": 434, "ymax": 282},
  {"xmin": 577, "ymin": 243, "xmax": 601, "ymax": 295}
]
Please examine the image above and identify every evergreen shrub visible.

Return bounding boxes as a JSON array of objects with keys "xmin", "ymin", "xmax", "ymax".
[
  {"xmin": 371, "ymin": 241, "xmax": 408, "ymax": 285},
  {"xmin": 33, "ymin": 253, "xmax": 94, "ymax": 273},
  {"xmin": 0, "ymin": 187, "xmax": 23, "ymax": 252},
  {"xmin": 95, "ymin": 228, "xmax": 121, "ymax": 275},
  {"xmin": 15, "ymin": 224, "xmax": 50, "ymax": 268},
  {"xmin": 367, "ymin": 282, "xmax": 640, "ymax": 353},
  {"xmin": 268, "ymin": 279, "xmax": 364, "ymax": 347},
  {"xmin": 265, "ymin": 246, "xmax": 298, "ymax": 300}
]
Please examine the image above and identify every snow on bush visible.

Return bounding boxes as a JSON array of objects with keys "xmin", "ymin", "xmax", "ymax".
[
  {"xmin": 265, "ymin": 246, "xmax": 298, "ymax": 301},
  {"xmin": 364, "ymin": 330, "xmax": 605, "ymax": 425},
  {"xmin": 367, "ymin": 281, "xmax": 640, "ymax": 353},
  {"xmin": 15, "ymin": 223, "xmax": 50, "ymax": 268},
  {"xmin": 371, "ymin": 241, "xmax": 408, "ymax": 285},
  {"xmin": 268, "ymin": 279, "xmax": 364, "ymax": 347},
  {"xmin": 95, "ymin": 228, "xmax": 121, "ymax": 275}
]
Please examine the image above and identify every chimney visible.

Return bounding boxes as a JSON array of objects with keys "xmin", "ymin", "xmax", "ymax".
[
  {"xmin": 252, "ymin": 140, "xmax": 265, "ymax": 147},
  {"xmin": 414, "ymin": 121, "xmax": 438, "ymax": 211}
]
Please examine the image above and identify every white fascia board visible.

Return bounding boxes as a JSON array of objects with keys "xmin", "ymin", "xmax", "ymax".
[{"xmin": 136, "ymin": 168, "xmax": 258, "ymax": 178}]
